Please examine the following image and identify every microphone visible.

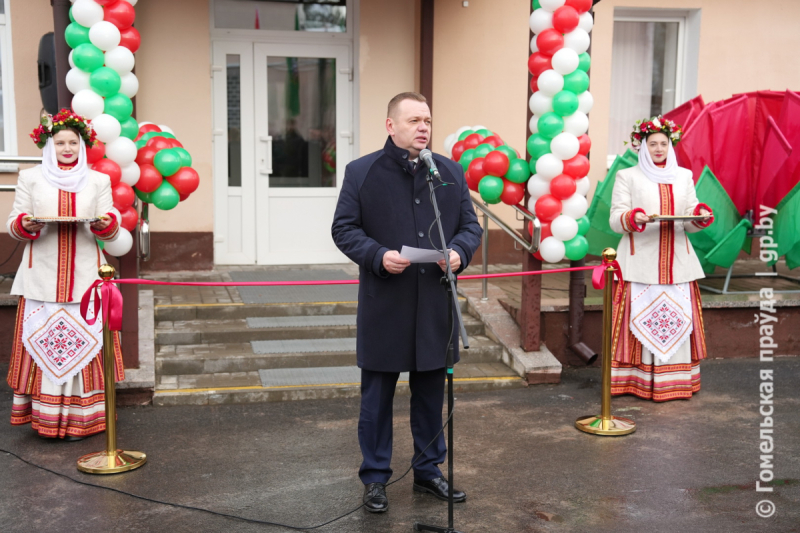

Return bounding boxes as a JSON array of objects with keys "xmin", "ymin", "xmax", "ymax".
[{"xmin": 419, "ymin": 149, "xmax": 442, "ymax": 182}]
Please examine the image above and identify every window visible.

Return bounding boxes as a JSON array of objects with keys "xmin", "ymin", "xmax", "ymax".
[
  {"xmin": 607, "ymin": 9, "xmax": 700, "ymax": 164},
  {"xmin": 214, "ymin": 0, "xmax": 346, "ymax": 33},
  {"xmin": 0, "ymin": 0, "xmax": 17, "ymax": 156}
]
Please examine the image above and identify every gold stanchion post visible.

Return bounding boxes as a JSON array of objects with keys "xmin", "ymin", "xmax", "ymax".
[
  {"xmin": 575, "ymin": 248, "xmax": 636, "ymax": 436},
  {"xmin": 77, "ymin": 265, "xmax": 147, "ymax": 474}
]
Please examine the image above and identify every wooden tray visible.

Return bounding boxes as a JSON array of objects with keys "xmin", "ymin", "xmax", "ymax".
[{"xmin": 649, "ymin": 214, "xmax": 710, "ymax": 221}]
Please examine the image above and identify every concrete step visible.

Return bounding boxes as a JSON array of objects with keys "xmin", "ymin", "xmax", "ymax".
[
  {"xmin": 156, "ymin": 335, "xmax": 503, "ymax": 376},
  {"xmin": 155, "ymin": 314, "xmax": 486, "ymax": 345},
  {"xmin": 153, "ymin": 362, "xmax": 526, "ymax": 406}
]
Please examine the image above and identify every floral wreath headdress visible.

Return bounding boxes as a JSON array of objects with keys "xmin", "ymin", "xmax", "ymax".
[
  {"xmin": 627, "ymin": 115, "xmax": 683, "ymax": 151},
  {"xmin": 30, "ymin": 108, "xmax": 98, "ymax": 149}
]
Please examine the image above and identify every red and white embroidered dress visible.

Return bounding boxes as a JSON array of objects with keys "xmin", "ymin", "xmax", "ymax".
[
  {"xmin": 5, "ymin": 164, "xmax": 124, "ymax": 438},
  {"xmin": 608, "ymin": 164, "xmax": 713, "ymax": 402}
]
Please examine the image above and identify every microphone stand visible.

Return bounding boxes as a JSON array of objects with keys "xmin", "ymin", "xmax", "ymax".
[{"xmin": 414, "ymin": 167, "xmax": 469, "ymax": 533}]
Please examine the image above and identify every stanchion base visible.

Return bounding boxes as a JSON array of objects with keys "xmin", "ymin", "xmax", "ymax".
[
  {"xmin": 77, "ymin": 450, "xmax": 147, "ymax": 474},
  {"xmin": 413, "ymin": 523, "xmax": 464, "ymax": 532},
  {"xmin": 575, "ymin": 415, "xmax": 636, "ymax": 436}
]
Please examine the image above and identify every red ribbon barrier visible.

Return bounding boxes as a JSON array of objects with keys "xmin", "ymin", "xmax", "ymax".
[
  {"xmin": 80, "ymin": 279, "xmax": 125, "ymax": 331},
  {"xmin": 590, "ymin": 259, "xmax": 623, "ymax": 290}
]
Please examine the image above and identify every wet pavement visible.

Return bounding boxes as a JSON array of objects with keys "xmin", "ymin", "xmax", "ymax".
[{"xmin": 1, "ymin": 356, "xmax": 799, "ymax": 533}]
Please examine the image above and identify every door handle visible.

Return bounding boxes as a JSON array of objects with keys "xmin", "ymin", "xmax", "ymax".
[
  {"xmin": 259, "ymin": 135, "xmax": 273, "ymax": 175},
  {"xmin": 339, "ymin": 131, "xmax": 353, "ymax": 145}
]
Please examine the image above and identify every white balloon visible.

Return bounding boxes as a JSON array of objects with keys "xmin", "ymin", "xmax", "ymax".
[
  {"xmin": 530, "ymin": 35, "xmax": 539, "ymax": 54},
  {"xmin": 158, "ymin": 125, "xmax": 175, "ymax": 135},
  {"xmin": 537, "ymin": 70, "xmax": 564, "ymax": 97},
  {"xmin": 529, "ymin": 9, "xmax": 554, "ymax": 34},
  {"xmin": 563, "ymin": 111, "xmax": 590, "ymax": 136},
  {"xmin": 575, "ymin": 176, "xmax": 591, "ymax": 196},
  {"xmin": 104, "ymin": 46, "xmax": 135, "ymax": 75},
  {"xmin": 561, "ymin": 193, "xmax": 589, "ymax": 219},
  {"xmin": 540, "ymin": 0, "xmax": 566, "ymax": 10},
  {"xmin": 564, "ymin": 29, "xmax": 591, "ymax": 55},
  {"xmin": 577, "ymin": 91, "xmax": 594, "ymax": 114},
  {"xmin": 69, "ymin": 50, "xmax": 75, "ymax": 69},
  {"xmin": 472, "ymin": 125, "xmax": 487, "ymax": 132},
  {"xmin": 104, "ymin": 228, "xmax": 133, "ymax": 257},
  {"xmin": 527, "ymin": 196, "xmax": 539, "ymax": 213},
  {"xmin": 89, "ymin": 21, "xmax": 121, "ymax": 51},
  {"xmin": 529, "ymin": 114, "xmax": 540, "ymax": 135},
  {"xmin": 443, "ymin": 133, "xmax": 456, "ymax": 157},
  {"xmin": 120, "ymin": 162, "xmax": 141, "ymax": 187},
  {"xmin": 551, "ymin": 48, "xmax": 579, "ymax": 76},
  {"xmin": 529, "ymin": 92, "xmax": 553, "ymax": 116},
  {"xmin": 119, "ymin": 72, "xmax": 139, "ymax": 98},
  {"xmin": 65, "ymin": 68, "xmax": 91, "ymax": 94},
  {"xmin": 455, "ymin": 126, "xmax": 471, "ymax": 137},
  {"xmin": 92, "ymin": 114, "xmax": 122, "ymax": 143},
  {"xmin": 71, "ymin": 89, "xmax": 104, "ymax": 119},
  {"xmin": 105, "ymin": 137, "xmax": 137, "ymax": 166},
  {"xmin": 578, "ymin": 12, "xmax": 594, "ymax": 33},
  {"xmin": 527, "ymin": 174, "xmax": 551, "ymax": 198},
  {"xmin": 138, "ymin": 121, "xmax": 156, "ymax": 128},
  {"xmin": 551, "ymin": 215, "xmax": 579, "ymax": 241},
  {"xmin": 550, "ymin": 132, "xmax": 580, "ymax": 160},
  {"xmin": 121, "ymin": 0, "xmax": 138, "ymax": 5},
  {"xmin": 540, "ymin": 236, "xmax": 566, "ymax": 263},
  {"xmin": 536, "ymin": 154, "xmax": 564, "ymax": 180},
  {"xmin": 72, "ymin": 0, "xmax": 104, "ymax": 27}
]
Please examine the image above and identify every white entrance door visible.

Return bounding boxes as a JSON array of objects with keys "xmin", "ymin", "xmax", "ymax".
[{"xmin": 212, "ymin": 41, "xmax": 353, "ymax": 265}]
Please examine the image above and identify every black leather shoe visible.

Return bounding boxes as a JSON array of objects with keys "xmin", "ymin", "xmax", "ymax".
[
  {"xmin": 413, "ymin": 476, "xmax": 466, "ymax": 502},
  {"xmin": 363, "ymin": 482, "xmax": 388, "ymax": 513}
]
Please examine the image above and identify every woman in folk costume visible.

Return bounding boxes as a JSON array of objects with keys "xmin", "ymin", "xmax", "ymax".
[
  {"xmin": 608, "ymin": 116, "xmax": 713, "ymax": 402},
  {"xmin": 5, "ymin": 110, "xmax": 124, "ymax": 440}
]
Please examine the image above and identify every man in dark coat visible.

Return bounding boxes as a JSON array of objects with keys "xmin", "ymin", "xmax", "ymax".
[{"xmin": 331, "ymin": 92, "xmax": 482, "ymax": 513}]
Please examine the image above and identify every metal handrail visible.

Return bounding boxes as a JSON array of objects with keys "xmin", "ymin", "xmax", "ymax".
[
  {"xmin": 138, "ymin": 201, "xmax": 150, "ymax": 262},
  {"xmin": 1, "ymin": 156, "xmax": 43, "ymax": 193}
]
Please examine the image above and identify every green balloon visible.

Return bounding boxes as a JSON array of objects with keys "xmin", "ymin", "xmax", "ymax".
[
  {"xmin": 120, "ymin": 116, "xmax": 140, "ymax": 140},
  {"xmin": 154, "ymin": 149, "xmax": 183, "ymax": 177},
  {"xmin": 578, "ymin": 53, "xmax": 591, "ymax": 72},
  {"xmin": 135, "ymin": 139, "xmax": 148, "ymax": 150},
  {"xmin": 173, "ymin": 147, "xmax": 193, "ymax": 167},
  {"xmin": 65, "ymin": 22, "xmax": 90, "ymax": 49},
  {"xmin": 576, "ymin": 215, "xmax": 590, "ymax": 236},
  {"xmin": 564, "ymin": 235, "xmax": 589, "ymax": 261},
  {"xmin": 527, "ymin": 134, "xmax": 551, "ymax": 160},
  {"xmin": 564, "ymin": 70, "xmax": 590, "ymax": 94},
  {"xmin": 89, "ymin": 67, "xmax": 122, "ymax": 97},
  {"xmin": 494, "ymin": 145, "xmax": 517, "ymax": 161},
  {"xmin": 104, "ymin": 94, "xmax": 134, "ymax": 122},
  {"xmin": 553, "ymin": 90, "xmax": 580, "ymax": 116},
  {"xmin": 72, "ymin": 43, "xmax": 104, "ymax": 72},
  {"xmin": 538, "ymin": 113, "xmax": 564, "ymax": 140},
  {"xmin": 458, "ymin": 130, "xmax": 474, "ymax": 141},
  {"xmin": 474, "ymin": 143, "xmax": 493, "ymax": 158},
  {"xmin": 135, "ymin": 188, "xmax": 153, "ymax": 203},
  {"xmin": 155, "ymin": 132, "xmax": 176, "ymax": 139},
  {"xmin": 478, "ymin": 175, "xmax": 504, "ymax": 204},
  {"xmin": 96, "ymin": 238, "xmax": 104, "ymax": 250},
  {"xmin": 151, "ymin": 181, "xmax": 180, "ymax": 211},
  {"xmin": 533, "ymin": 0, "xmax": 542, "ymax": 9},
  {"xmin": 459, "ymin": 148, "xmax": 477, "ymax": 172},
  {"xmin": 475, "ymin": 128, "xmax": 492, "ymax": 138},
  {"xmin": 505, "ymin": 159, "xmax": 531, "ymax": 184}
]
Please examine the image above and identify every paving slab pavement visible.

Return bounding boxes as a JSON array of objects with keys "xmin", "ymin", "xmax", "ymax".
[{"xmin": 1, "ymin": 356, "xmax": 799, "ymax": 533}]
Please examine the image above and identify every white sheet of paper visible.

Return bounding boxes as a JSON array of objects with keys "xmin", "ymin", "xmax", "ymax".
[{"xmin": 399, "ymin": 246, "xmax": 451, "ymax": 264}]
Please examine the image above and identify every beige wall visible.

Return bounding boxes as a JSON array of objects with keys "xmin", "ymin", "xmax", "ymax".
[
  {"xmin": 136, "ymin": 0, "xmax": 213, "ymax": 232},
  {"xmin": 358, "ymin": 0, "xmax": 420, "ymax": 156}
]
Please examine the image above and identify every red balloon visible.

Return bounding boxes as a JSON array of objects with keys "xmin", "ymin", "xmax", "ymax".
[
  {"xmin": 465, "ymin": 170, "xmax": 481, "ymax": 192},
  {"xmin": 119, "ymin": 27, "xmax": 141, "ymax": 54},
  {"xmin": 86, "ymin": 142, "xmax": 105, "ymax": 164},
  {"xmin": 104, "ymin": 1, "xmax": 135, "ymax": 29},
  {"xmin": 530, "ymin": 76, "xmax": 539, "ymax": 94},
  {"xmin": 501, "ymin": 180, "xmax": 525, "ymax": 206},
  {"xmin": 95, "ymin": 0, "xmax": 120, "ymax": 5},
  {"xmin": 482, "ymin": 136, "xmax": 503, "ymax": 148},
  {"xmin": 534, "ymin": 194, "xmax": 562, "ymax": 222},
  {"xmin": 147, "ymin": 136, "xmax": 172, "ymax": 152},
  {"xmin": 563, "ymin": 154, "xmax": 590, "ymax": 178},
  {"xmin": 483, "ymin": 151, "xmax": 510, "ymax": 177},
  {"xmin": 166, "ymin": 138, "xmax": 184, "ymax": 149},
  {"xmin": 112, "ymin": 182, "xmax": 135, "ymax": 210},
  {"xmin": 529, "ymin": 221, "xmax": 553, "ymax": 242},
  {"xmin": 136, "ymin": 146, "xmax": 158, "ymax": 166},
  {"xmin": 179, "ymin": 193, "xmax": 191, "ymax": 202},
  {"xmin": 565, "ymin": 0, "xmax": 593, "ymax": 14},
  {"xmin": 553, "ymin": 6, "xmax": 580, "ymax": 33},
  {"xmin": 536, "ymin": 29, "xmax": 565, "ymax": 57},
  {"xmin": 578, "ymin": 134, "xmax": 592, "ymax": 156},
  {"xmin": 119, "ymin": 205, "xmax": 138, "ymax": 232},
  {"xmin": 92, "ymin": 159, "xmax": 121, "ymax": 186},
  {"xmin": 550, "ymin": 174, "xmax": 577, "ymax": 200},
  {"xmin": 451, "ymin": 140, "xmax": 466, "ymax": 162},
  {"xmin": 463, "ymin": 133, "xmax": 484, "ymax": 150},
  {"xmin": 468, "ymin": 157, "xmax": 487, "ymax": 181},
  {"xmin": 166, "ymin": 167, "xmax": 200, "ymax": 196},
  {"xmin": 528, "ymin": 52, "xmax": 552, "ymax": 77},
  {"xmin": 139, "ymin": 124, "xmax": 162, "ymax": 135},
  {"xmin": 136, "ymin": 164, "xmax": 163, "ymax": 193}
]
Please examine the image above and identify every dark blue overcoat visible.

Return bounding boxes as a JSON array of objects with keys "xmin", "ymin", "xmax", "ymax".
[{"xmin": 331, "ymin": 137, "xmax": 482, "ymax": 373}]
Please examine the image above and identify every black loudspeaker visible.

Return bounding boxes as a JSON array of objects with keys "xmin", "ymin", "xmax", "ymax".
[{"xmin": 38, "ymin": 32, "xmax": 58, "ymax": 115}]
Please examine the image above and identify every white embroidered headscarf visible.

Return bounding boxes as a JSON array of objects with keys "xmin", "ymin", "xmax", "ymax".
[
  {"xmin": 40, "ymin": 136, "xmax": 90, "ymax": 193},
  {"xmin": 637, "ymin": 139, "xmax": 679, "ymax": 185}
]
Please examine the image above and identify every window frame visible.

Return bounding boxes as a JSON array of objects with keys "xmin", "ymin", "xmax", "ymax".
[{"xmin": 0, "ymin": 0, "xmax": 18, "ymax": 159}]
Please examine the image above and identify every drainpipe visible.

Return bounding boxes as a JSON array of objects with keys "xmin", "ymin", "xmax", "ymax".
[{"xmin": 51, "ymin": 0, "xmax": 72, "ymax": 109}]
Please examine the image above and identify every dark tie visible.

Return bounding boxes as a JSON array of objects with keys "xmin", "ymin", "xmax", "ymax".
[{"xmin": 408, "ymin": 161, "xmax": 417, "ymax": 174}]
